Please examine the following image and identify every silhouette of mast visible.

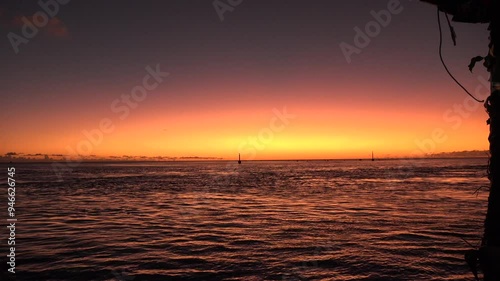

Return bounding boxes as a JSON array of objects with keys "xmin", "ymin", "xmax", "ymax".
[
  {"xmin": 238, "ymin": 153, "xmax": 241, "ymax": 164},
  {"xmin": 372, "ymin": 151, "xmax": 374, "ymax": 161}
]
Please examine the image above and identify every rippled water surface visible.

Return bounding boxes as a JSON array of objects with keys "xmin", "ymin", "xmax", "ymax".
[{"xmin": 2, "ymin": 159, "xmax": 491, "ymax": 280}]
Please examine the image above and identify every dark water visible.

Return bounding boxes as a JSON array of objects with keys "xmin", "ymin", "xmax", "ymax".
[{"xmin": 0, "ymin": 158, "xmax": 490, "ymax": 280}]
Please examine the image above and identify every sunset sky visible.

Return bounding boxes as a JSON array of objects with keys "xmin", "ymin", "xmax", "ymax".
[{"xmin": 0, "ymin": 0, "xmax": 492, "ymax": 160}]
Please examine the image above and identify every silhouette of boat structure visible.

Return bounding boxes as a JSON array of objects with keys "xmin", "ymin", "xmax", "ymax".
[{"xmin": 238, "ymin": 153, "xmax": 241, "ymax": 164}]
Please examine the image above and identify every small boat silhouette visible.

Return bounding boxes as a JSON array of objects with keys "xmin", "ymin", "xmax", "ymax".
[{"xmin": 238, "ymin": 153, "xmax": 241, "ymax": 164}]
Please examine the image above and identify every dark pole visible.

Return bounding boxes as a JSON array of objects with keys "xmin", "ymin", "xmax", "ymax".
[{"xmin": 480, "ymin": 3, "xmax": 500, "ymax": 280}]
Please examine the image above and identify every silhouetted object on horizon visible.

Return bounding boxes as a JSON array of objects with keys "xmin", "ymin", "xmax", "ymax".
[
  {"xmin": 372, "ymin": 151, "xmax": 374, "ymax": 162},
  {"xmin": 238, "ymin": 153, "xmax": 241, "ymax": 165}
]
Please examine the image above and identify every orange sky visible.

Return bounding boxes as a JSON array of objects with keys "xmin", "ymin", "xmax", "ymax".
[
  {"xmin": 0, "ymin": 1, "xmax": 492, "ymax": 160},
  {"xmin": 1, "ymin": 80, "xmax": 490, "ymax": 160}
]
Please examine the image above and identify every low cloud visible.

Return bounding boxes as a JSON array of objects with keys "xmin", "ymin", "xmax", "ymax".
[
  {"xmin": 10, "ymin": 15, "xmax": 69, "ymax": 38},
  {"xmin": 0, "ymin": 0, "xmax": 70, "ymax": 39},
  {"xmin": 44, "ymin": 17, "xmax": 69, "ymax": 37}
]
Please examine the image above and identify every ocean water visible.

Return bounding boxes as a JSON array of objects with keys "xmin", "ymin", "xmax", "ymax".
[{"xmin": 1, "ymin": 158, "xmax": 491, "ymax": 281}]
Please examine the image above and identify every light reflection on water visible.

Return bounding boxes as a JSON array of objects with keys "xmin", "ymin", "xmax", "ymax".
[{"xmin": 3, "ymin": 158, "xmax": 490, "ymax": 280}]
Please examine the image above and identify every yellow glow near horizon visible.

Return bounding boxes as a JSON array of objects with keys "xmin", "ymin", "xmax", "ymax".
[{"xmin": 1, "ymin": 87, "xmax": 490, "ymax": 160}]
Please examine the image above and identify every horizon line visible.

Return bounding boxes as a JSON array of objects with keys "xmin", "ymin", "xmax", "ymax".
[{"xmin": 0, "ymin": 155, "xmax": 490, "ymax": 164}]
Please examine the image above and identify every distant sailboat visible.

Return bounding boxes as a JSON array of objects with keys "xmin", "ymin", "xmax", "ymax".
[
  {"xmin": 372, "ymin": 151, "xmax": 375, "ymax": 161},
  {"xmin": 238, "ymin": 153, "xmax": 241, "ymax": 164}
]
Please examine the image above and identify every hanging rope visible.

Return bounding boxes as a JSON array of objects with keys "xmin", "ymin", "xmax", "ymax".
[{"xmin": 437, "ymin": 8, "xmax": 484, "ymax": 103}]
